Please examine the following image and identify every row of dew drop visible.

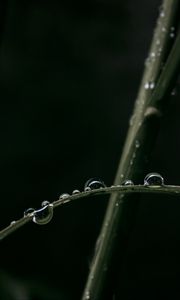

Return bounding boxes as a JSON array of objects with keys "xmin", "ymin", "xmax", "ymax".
[{"xmin": 23, "ymin": 173, "xmax": 164, "ymax": 226}]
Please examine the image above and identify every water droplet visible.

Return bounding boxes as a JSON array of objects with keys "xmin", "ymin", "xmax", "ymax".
[
  {"xmin": 144, "ymin": 57, "xmax": 151, "ymax": 66},
  {"xmin": 59, "ymin": 193, "xmax": 70, "ymax": 200},
  {"xmin": 122, "ymin": 180, "xmax": 134, "ymax": 186},
  {"xmin": 160, "ymin": 11, "xmax": 165, "ymax": 17},
  {"xmin": 132, "ymin": 153, "xmax": 136, "ymax": 159},
  {"xmin": 84, "ymin": 178, "xmax": 106, "ymax": 190},
  {"xmin": 149, "ymin": 82, "xmax": 155, "ymax": 89},
  {"xmin": 33, "ymin": 204, "xmax": 53, "ymax": 225},
  {"xmin": 144, "ymin": 82, "xmax": 149, "ymax": 90},
  {"xmin": 10, "ymin": 221, "xmax": 16, "ymax": 226},
  {"xmin": 171, "ymin": 88, "xmax": 176, "ymax": 96},
  {"xmin": 129, "ymin": 115, "xmax": 134, "ymax": 126},
  {"xmin": 105, "ymin": 222, "xmax": 109, "ymax": 227},
  {"xmin": 144, "ymin": 172, "xmax": 164, "ymax": 186},
  {"xmin": 151, "ymin": 52, "xmax": 156, "ymax": 58},
  {"xmin": 72, "ymin": 189, "xmax": 80, "ymax": 194},
  {"xmin": 85, "ymin": 291, "xmax": 90, "ymax": 299},
  {"xmin": 24, "ymin": 208, "xmax": 35, "ymax": 217},
  {"xmin": 145, "ymin": 81, "xmax": 155, "ymax": 90},
  {"xmin": 41, "ymin": 200, "xmax": 50, "ymax": 207},
  {"xmin": 162, "ymin": 27, "xmax": 166, "ymax": 32},
  {"xmin": 170, "ymin": 32, "xmax": 175, "ymax": 38},
  {"xmin": 157, "ymin": 48, "xmax": 162, "ymax": 57},
  {"xmin": 135, "ymin": 140, "xmax": 140, "ymax": 148},
  {"xmin": 156, "ymin": 39, "xmax": 160, "ymax": 45},
  {"xmin": 84, "ymin": 187, "xmax": 91, "ymax": 192}
]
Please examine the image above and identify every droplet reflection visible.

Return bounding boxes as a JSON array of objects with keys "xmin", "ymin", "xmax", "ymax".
[
  {"xmin": 33, "ymin": 203, "xmax": 53, "ymax": 225},
  {"xmin": 122, "ymin": 180, "xmax": 134, "ymax": 186},
  {"xmin": 144, "ymin": 172, "xmax": 164, "ymax": 186},
  {"xmin": 84, "ymin": 178, "xmax": 106, "ymax": 190},
  {"xmin": 24, "ymin": 208, "xmax": 35, "ymax": 217}
]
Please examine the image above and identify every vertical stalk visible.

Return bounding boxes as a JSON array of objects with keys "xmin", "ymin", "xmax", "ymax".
[{"xmin": 82, "ymin": 1, "xmax": 180, "ymax": 299}]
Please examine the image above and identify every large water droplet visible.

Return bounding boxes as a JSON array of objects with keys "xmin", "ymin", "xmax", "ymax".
[
  {"xmin": 84, "ymin": 178, "xmax": 106, "ymax": 190},
  {"xmin": 24, "ymin": 208, "xmax": 35, "ymax": 217},
  {"xmin": 33, "ymin": 203, "xmax": 53, "ymax": 225},
  {"xmin": 122, "ymin": 180, "xmax": 134, "ymax": 186},
  {"xmin": 144, "ymin": 172, "xmax": 164, "ymax": 186}
]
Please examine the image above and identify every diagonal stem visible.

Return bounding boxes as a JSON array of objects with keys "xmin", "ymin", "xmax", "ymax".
[
  {"xmin": 1, "ymin": 184, "xmax": 180, "ymax": 240},
  {"xmin": 82, "ymin": 1, "xmax": 180, "ymax": 299}
]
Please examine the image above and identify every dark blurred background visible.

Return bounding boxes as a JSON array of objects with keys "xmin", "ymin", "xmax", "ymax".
[{"xmin": 1, "ymin": 0, "xmax": 180, "ymax": 299}]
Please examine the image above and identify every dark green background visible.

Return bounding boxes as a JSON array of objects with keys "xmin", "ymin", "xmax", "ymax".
[{"xmin": 1, "ymin": 0, "xmax": 180, "ymax": 299}]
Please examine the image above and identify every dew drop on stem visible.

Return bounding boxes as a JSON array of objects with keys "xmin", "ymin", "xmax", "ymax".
[
  {"xmin": 72, "ymin": 189, "xmax": 80, "ymax": 194},
  {"xmin": 171, "ymin": 88, "xmax": 176, "ymax": 96},
  {"xmin": 144, "ymin": 81, "xmax": 155, "ymax": 90},
  {"xmin": 160, "ymin": 11, "xmax": 165, "ymax": 18},
  {"xmin": 85, "ymin": 291, "xmax": 90, "ymax": 299},
  {"xmin": 41, "ymin": 200, "xmax": 50, "ymax": 206},
  {"xmin": 144, "ymin": 172, "xmax": 164, "ymax": 186},
  {"xmin": 84, "ymin": 178, "xmax": 106, "ymax": 190},
  {"xmin": 10, "ymin": 221, "xmax": 16, "ymax": 226},
  {"xmin": 33, "ymin": 202, "xmax": 53, "ymax": 225},
  {"xmin": 144, "ymin": 82, "xmax": 149, "ymax": 90},
  {"xmin": 135, "ymin": 140, "xmax": 140, "ymax": 148},
  {"xmin": 84, "ymin": 187, "xmax": 91, "ymax": 192},
  {"xmin": 149, "ymin": 82, "xmax": 155, "ymax": 89},
  {"xmin": 122, "ymin": 180, "xmax": 134, "ymax": 186},
  {"xmin": 129, "ymin": 114, "xmax": 135, "ymax": 126},
  {"xmin": 59, "ymin": 193, "xmax": 70, "ymax": 200},
  {"xmin": 24, "ymin": 208, "xmax": 35, "ymax": 217}
]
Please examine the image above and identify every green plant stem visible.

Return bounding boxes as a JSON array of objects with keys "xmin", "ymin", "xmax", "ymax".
[
  {"xmin": 1, "ymin": 184, "xmax": 180, "ymax": 241},
  {"xmin": 82, "ymin": 1, "xmax": 180, "ymax": 299}
]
